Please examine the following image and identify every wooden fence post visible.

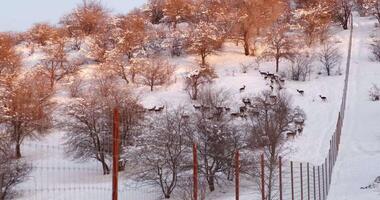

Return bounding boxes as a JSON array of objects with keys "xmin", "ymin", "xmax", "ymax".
[
  {"xmin": 318, "ymin": 166, "xmax": 321, "ymax": 200},
  {"xmin": 300, "ymin": 163, "xmax": 303, "ymax": 200},
  {"xmin": 322, "ymin": 164, "xmax": 325, "ymax": 200},
  {"xmin": 193, "ymin": 143, "xmax": 198, "ymax": 200},
  {"xmin": 307, "ymin": 163, "xmax": 310, "ymax": 200},
  {"xmin": 261, "ymin": 154, "xmax": 265, "ymax": 200},
  {"xmin": 313, "ymin": 166, "xmax": 316, "ymax": 200},
  {"xmin": 279, "ymin": 156, "xmax": 283, "ymax": 200},
  {"xmin": 112, "ymin": 108, "xmax": 120, "ymax": 200},
  {"xmin": 235, "ymin": 151, "xmax": 240, "ymax": 200},
  {"xmin": 291, "ymin": 161, "xmax": 294, "ymax": 200}
]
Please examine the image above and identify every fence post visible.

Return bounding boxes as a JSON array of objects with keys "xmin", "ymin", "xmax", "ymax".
[
  {"xmin": 235, "ymin": 151, "xmax": 240, "ymax": 200},
  {"xmin": 261, "ymin": 154, "xmax": 265, "ymax": 200},
  {"xmin": 313, "ymin": 166, "xmax": 316, "ymax": 200},
  {"xmin": 300, "ymin": 163, "xmax": 303, "ymax": 200},
  {"xmin": 325, "ymin": 158, "xmax": 328, "ymax": 196},
  {"xmin": 322, "ymin": 164, "xmax": 325, "ymax": 200},
  {"xmin": 307, "ymin": 163, "xmax": 310, "ymax": 200},
  {"xmin": 318, "ymin": 166, "xmax": 321, "ymax": 200},
  {"xmin": 112, "ymin": 108, "xmax": 120, "ymax": 200},
  {"xmin": 193, "ymin": 143, "xmax": 198, "ymax": 200},
  {"xmin": 279, "ymin": 156, "xmax": 283, "ymax": 200},
  {"xmin": 291, "ymin": 161, "xmax": 294, "ymax": 200}
]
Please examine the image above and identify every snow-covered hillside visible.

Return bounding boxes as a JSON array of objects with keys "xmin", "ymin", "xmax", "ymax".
[{"xmin": 328, "ymin": 14, "xmax": 380, "ymax": 200}]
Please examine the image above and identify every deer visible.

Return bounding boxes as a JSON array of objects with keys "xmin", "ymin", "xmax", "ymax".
[
  {"xmin": 231, "ymin": 112, "xmax": 240, "ymax": 117},
  {"xmin": 259, "ymin": 70, "xmax": 268, "ymax": 76},
  {"xmin": 286, "ymin": 131, "xmax": 297, "ymax": 139},
  {"xmin": 242, "ymin": 98, "xmax": 251, "ymax": 106},
  {"xmin": 296, "ymin": 89, "xmax": 304, "ymax": 96},
  {"xmin": 147, "ymin": 106, "xmax": 156, "ymax": 112},
  {"xmin": 239, "ymin": 85, "xmax": 246, "ymax": 92},
  {"xmin": 319, "ymin": 95, "xmax": 327, "ymax": 102},
  {"xmin": 155, "ymin": 106, "xmax": 165, "ymax": 112},
  {"xmin": 193, "ymin": 105, "xmax": 202, "ymax": 110},
  {"xmin": 224, "ymin": 107, "xmax": 231, "ymax": 112}
]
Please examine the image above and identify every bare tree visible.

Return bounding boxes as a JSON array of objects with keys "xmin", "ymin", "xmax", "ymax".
[
  {"xmin": 185, "ymin": 64, "xmax": 217, "ymax": 100},
  {"xmin": 318, "ymin": 43, "xmax": 342, "ymax": 76},
  {"xmin": 0, "ymin": 70, "xmax": 54, "ymax": 158},
  {"xmin": 246, "ymin": 90, "xmax": 305, "ymax": 200},
  {"xmin": 264, "ymin": 22, "xmax": 294, "ymax": 73},
  {"xmin": 190, "ymin": 87, "xmax": 245, "ymax": 192},
  {"xmin": 332, "ymin": 0, "xmax": 353, "ymax": 30},
  {"xmin": 63, "ymin": 74, "xmax": 143, "ymax": 174},
  {"xmin": 127, "ymin": 107, "xmax": 191, "ymax": 199},
  {"xmin": 0, "ymin": 135, "xmax": 31, "ymax": 200},
  {"xmin": 289, "ymin": 52, "xmax": 314, "ymax": 81},
  {"xmin": 370, "ymin": 40, "xmax": 380, "ymax": 61},
  {"xmin": 38, "ymin": 38, "xmax": 81, "ymax": 88},
  {"xmin": 139, "ymin": 57, "xmax": 174, "ymax": 91}
]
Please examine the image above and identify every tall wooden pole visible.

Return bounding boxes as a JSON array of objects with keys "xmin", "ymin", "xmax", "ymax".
[
  {"xmin": 235, "ymin": 151, "xmax": 240, "ymax": 200},
  {"xmin": 261, "ymin": 154, "xmax": 265, "ymax": 200},
  {"xmin": 112, "ymin": 108, "xmax": 120, "ymax": 200},
  {"xmin": 193, "ymin": 142, "xmax": 198, "ymax": 200}
]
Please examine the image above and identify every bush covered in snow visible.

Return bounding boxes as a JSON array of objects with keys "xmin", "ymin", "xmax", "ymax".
[{"xmin": 369, "ymin": 84, "xmax": 380, "ymax": 101}]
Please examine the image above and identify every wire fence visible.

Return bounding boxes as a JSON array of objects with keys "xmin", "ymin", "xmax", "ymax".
[{"xmin": 257, "ymin": 13, "xmax": 353, "ymax": 200}]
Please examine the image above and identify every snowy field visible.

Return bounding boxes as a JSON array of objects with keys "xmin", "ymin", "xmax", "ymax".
[{"xmin": 12, "ymin": 13, "xmax": 379, "ymax": 200}]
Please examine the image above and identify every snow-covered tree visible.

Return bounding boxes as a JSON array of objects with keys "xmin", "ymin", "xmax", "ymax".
[
  {"xmin": 246, "ymin": 91, "xmax": 306, "ymax": 200},
  {"xmin": 127, "ymin": 107, "xmax": 191, "ymax": 199},
  {"xmin": 185, "ymin": 64, "xmax": 217, "ymax": 100},
  {"xmin": 63, "ymin": 75, "xmax": 143, "ymax": 175},
  {"xmin": 365, "ymin": 0, "xmax": 380, "ymax": 23},
  {"xmin": 371, "ymin": 40, "xmax": 380, "ymax": 61},
  {"xmin": 0, "ymin": 135, "xmax": 31, "ymax": 200},
  {"xmin": 318, "ymin": 42, "xmax": 342, "ymax": 76},
  {"xmin": 190, "ymin": 87, "xmax": 245, "ymax": 192}
]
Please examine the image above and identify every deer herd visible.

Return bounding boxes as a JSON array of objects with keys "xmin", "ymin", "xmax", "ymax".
[{"xmin": 143, "ymin": 69, "xmax": 327, "ymax": 140}]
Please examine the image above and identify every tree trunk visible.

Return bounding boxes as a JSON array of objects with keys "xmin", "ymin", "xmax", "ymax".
[
  {"xmin": 201, "ymin": 52, "xmax": 207, "ymax": 65},
  {"xmin": 101, "ymin": 159, "xmax": 110, "ymax": 175},
  {"xmin": 164, "ymin": 194, "xmax": 170, "ymax": 199},
  {"xmin": 244, "ymin": 32, "xmax": 250, "ymax": 56},
  {"xmin": 276, "ymin": 57, "xmax": 280, "ymax": 73},
  {"xmin": 207, "ymin": 174, "xmax": 215, "ymax": 192},
  {"xmin": 15, "ymin": 143, "xmax": 21, "ymax": 159}
]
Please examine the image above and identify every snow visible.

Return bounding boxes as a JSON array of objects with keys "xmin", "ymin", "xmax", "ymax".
[
  {"xmin": 9, "ymin": 12, "xmax": 380, "ymax": 200},
  {"xmin": 328, "ymin": 14, "xmax": 380, "ymax": 200}
]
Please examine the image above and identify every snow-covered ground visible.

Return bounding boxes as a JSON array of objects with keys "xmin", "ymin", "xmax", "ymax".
[
  {"xmin": 13, "ymin": 13, "xmax": 380, "ymax": 200},
  {"xmin": 328, "ymin": 15, "xmax": 380, "ymax": 200}
]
